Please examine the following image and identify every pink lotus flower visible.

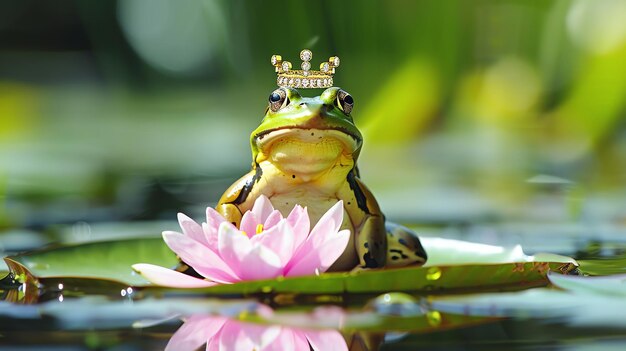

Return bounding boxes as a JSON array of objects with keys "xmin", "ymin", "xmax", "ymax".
[
  {"xmin": 133, "ymin": 196, "xmax": 350, "ymax": 288},
  {"xmin": 165, "ymin": 313, "xmax": 348, "ymax": 351}
]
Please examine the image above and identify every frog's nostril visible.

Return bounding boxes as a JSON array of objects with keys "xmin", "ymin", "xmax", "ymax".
[{"xmin": 299, "ymin": 102, "xmax": 306, "ymax": 106}]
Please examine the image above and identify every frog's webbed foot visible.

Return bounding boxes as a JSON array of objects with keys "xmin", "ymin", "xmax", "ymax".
[{"xmin": 385, "ymin": 222, "xmax": 427, "ymax": 267}]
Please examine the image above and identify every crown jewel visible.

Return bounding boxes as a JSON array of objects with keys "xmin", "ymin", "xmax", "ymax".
[{"xmin": 271, "ymin": 49, "xmax": 339, "ymax": 89}]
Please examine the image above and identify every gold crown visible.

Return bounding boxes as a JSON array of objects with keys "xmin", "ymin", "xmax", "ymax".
[{"xmin": 271, "ymin": 49, "xmax": 340, "ymax": 89}]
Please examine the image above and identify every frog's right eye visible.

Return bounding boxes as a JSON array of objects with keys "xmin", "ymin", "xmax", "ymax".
[
  {"xmin": 269, "ymin": 88, "xmax": 289, "ymax": 112},
  {"xmin": 336, "ymin": 89, "xmax": 354, "ymax": 115}
]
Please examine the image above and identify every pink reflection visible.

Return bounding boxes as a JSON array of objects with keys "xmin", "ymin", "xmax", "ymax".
[{"xmin": 166, "ymin": 314, "xmax": 348, "ymax": 351}]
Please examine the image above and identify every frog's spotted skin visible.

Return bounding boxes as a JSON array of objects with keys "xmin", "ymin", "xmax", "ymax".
[
  {"xmin": 386, "ymin": 222, "xmax": 427, "ymax": 265},
  {"xmin": 216, "ymin": 87, "xmax": 427, "ymax": 270}
]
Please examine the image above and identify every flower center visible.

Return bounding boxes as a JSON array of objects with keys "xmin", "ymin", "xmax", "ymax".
[{"xmin": 256, "ymin": 224, "xmax": 264, "ymax": 234}]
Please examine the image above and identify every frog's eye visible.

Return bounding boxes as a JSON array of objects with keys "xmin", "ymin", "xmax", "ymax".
[
  {"xmin": 336, "ymin": 89, "xmax": 354, "ymax": 115},
  {"xmin": 268, "ymin": 88, "xmax": 289, "ymax": 112}
]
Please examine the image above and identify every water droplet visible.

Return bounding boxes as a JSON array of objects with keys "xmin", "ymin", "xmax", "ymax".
[
  {"xmin": 120, "ymin": 289, "xmax": 127, "ymax": 297},
  {"xmin": 261, "ymin": 286, "xmax": 272, "ymax": 293},
  {"xmin": 369, "ymin": 293, "xmax": 423, "ymax": 316},
  {"xmin": 426, "ymin": 267, "xmax": 442, "ymax": 281},
  {"xmin": 426, "ymin": 310, "xmax": 442, "ymax": 327},
  {"xmin": 126, "ymin": 287, "xmax": 133, "ymax": 295},
  {"xmin": 57, "ymin": 283, "xmax": 64, "ymax": 290},
  {"xmin": 72, "ymin": 221, "xmax": 92, "ymax": 242},
  {"xmin": 58, "ymin": 295, "xmax": 64, "ymax": 302}
]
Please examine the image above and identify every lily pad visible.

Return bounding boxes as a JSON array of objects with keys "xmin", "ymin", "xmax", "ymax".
[
  {"xmin": 421, "ymin": 237, "xmax": 575, "ymax": 266},
  {"xmin": 158, "ymin": 261, "xmax": 576, "ymax": 296},
  {"xmin": 576, "ymin": 256, "xmax": 626, "ymax": 276},
  {"xmin": 548, "ymin": 272, "xmax": 626, "ymax": 296},
  {"xmin": 4, "ymin": 237, "xmax": 178, "ymax": 286},
  {"xmin": 3, "ymin": 236, "xmax": 577, "ymax": 297}
]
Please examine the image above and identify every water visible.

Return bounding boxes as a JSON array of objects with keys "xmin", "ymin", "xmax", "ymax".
[
  {"xmin": 2, "ymin": 169, "xmax": 626, "ymax": 350},
  {"xmin": 2, "ymin": 224, "xmax": 625, "ymax": 350}
]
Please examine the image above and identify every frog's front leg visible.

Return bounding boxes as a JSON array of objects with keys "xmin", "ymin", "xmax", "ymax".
[
  {"xmin": 343, "ymin": 175, "xmax": 389, "ymax": 269},
  {"xmin": 356, "ymin": 214, "xmax": 388, "ymax": 268},
  {"xmin": 215, "ymin": 169, "xmax": 259, "ymax": 227},
  {"xmin": 216, "ymin": 203, "xmax": 243, "ymax": 227},
  {"xmin": 356, "ymin": 215, "xmax": 387, "ymax": 268}
]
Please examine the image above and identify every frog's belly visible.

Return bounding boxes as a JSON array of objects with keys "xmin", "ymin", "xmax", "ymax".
[
  {"xmin": 268, "ymin": 192, "xmax": 357, "ymax": 270},
  {"xmin": 269, "ymin": 193, "xmax": 354, "ymax": 232}
]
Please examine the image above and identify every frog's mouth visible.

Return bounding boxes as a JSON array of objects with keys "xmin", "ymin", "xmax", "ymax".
[
  {"xmin": 255, "ymin": 127, "xmax": 359, "ymax": 154},
  {"xmin": 254, "ymin": 128, "xmax": 360, "ymax": 176}
]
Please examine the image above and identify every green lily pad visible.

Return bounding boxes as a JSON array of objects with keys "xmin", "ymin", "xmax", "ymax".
[
  {"xmin": 4, "ymin": 237, "xmax": 178, "ymax": 286},
  {"xmin": 577, "ymin": 256, "xmax": 626, "ymax": 276},
  {"xmin": 421, "ymin": 237, "xmax": 575, "ymax": 266},
  {"xmin": 3, "ymin": 236, "xmax": 578, "ymax": 297},
  {"xmin": 548, "ymin": 272, "xmax": 626, "ymax": 296},
  {"xmin": 158, "ymin": 261, "xmax": 576, "ymax": 296}
]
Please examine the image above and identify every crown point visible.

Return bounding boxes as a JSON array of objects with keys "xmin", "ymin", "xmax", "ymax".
[
  {"xmin": 329, "ymin": 56, "xmax": 340, "ymax": 67},
  {"xmin": 271, "ymin": 55, "xmax": 281, "ymax": 66},
  {"xmin": 300, "ymin": 49, "xmax": 312, "ymax": 62},
  {"xmin": 281, "ymin": 61, "xmax": 291, "ymax": 72},
  {"xmin": 301, "ymin": 61, "xmax": 311, "ymax": 71},
  {"xmin": 320, "ymin": 62, "xmax": 330, "ymax": 73}
]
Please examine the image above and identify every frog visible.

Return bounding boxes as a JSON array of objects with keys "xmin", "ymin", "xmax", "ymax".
[{"xmin": 216, "ymin": 86, "xmax": 427, "ymax": 270}]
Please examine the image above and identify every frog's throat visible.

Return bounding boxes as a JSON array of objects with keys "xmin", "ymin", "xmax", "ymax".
[
  {"xmin": 253, "ymin": 128, "xmax": 358, "ymax": 178},
  {"xmin": 255, "ymin": 128, "xmax": 358, "ymax": 157}
]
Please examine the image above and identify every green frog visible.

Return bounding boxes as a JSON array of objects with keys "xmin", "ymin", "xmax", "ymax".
[{"xmin": 216, "ymin": 87, "xmax": 427, "ymax": 270}]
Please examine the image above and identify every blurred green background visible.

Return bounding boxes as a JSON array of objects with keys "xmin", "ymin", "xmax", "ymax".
[{"xmin": 1, "ymin": 0, "xmax": 625, "ymax": 253}]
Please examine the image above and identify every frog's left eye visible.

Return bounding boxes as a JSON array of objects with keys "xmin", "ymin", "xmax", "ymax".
[
  {"xmin": 336, "ymin": 89, "xmax": 354, "ymax": 115},
  {"xmin": 268, "ymin": 88, "xmax": 289, "ymax": 112}
]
